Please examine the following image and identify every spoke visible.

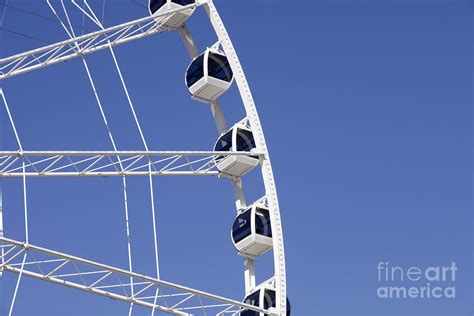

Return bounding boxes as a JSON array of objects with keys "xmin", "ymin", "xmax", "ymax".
[
  {"xmin": 0, "ymin": 237, "xmax": 267, "ymax": 315},
  {"xmin": 0, "ymin": 151, "xmax": 258, "ymax": 177},
  {"xmin": 0, "ymin": 4, "xmax": 198, "ymax": 80}
]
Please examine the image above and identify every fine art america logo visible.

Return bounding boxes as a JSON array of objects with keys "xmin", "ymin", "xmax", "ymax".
[{"xmin": 377, "ymin": 262, "xmax": 457, "ymax": 299}]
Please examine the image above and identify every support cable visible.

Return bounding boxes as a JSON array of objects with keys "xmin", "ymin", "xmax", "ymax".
[
  {"xmin": 66, "ymin": 3, "xmax": 161, "ymax": 311},
  {"xmin": 0, "ymin": 27, "xmax": 50, "ymax": 44},
  {"xmin": 101, "ymin": 0, "xmax": 106, "ymax": 25},
  {"xmin": 0, "ymin": 188, "xmax": 3, "ymax": 277},
  {"xmin": 0, "ymin": 0, "xmax": 8, "ymax": 28},
  {"xmin": 0, "ymin": 90, "xmax": 22, "ymax": 152},
  {"xmin": 0, "ymin": 0, "xmax": 58, "ymax": 44},
  {"xmin": 0, "ymin": 2, "xmax": 92, "ymax": 32},
  {"xmin": 131, "ymin": 0, "xmax": 147, "ymax": 9},
  {"xmin": 0, "ymin": 89, "xmax": 29, "ymax": 244},
  {"xmin": 46, "ymin": 2, "xmax": 137, "ymax": 314},
  {"xmin": 8, "ymin": 252, "xmax": 27, "ymax": 316},
  {"xmin": 151, "ymin": 288, "xmax": 159, "ymax": 316},
  {"xmin": 71, "ymin": 0, "xmax": 150, "ymax": 150},
  {"xmin": 148, "ymin": 169, "xmax": 160, "ymax": 280}
]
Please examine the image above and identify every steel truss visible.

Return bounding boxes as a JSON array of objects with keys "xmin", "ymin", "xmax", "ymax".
[
  {"xmin": 0, "ymin": 237, "xmax": 266, "ymax": 315},
  {"xmin": 0, "ymin": 3, "xmax": 197, "ymax": 80},
  {"xmin": 0, "ymin": 151, "xmax": 257, "ymax": 178}
]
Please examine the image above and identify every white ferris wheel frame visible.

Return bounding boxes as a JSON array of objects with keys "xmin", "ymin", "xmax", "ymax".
[{"xmin": 0, "ymin": 0, "xmax": 288, "ymax": 315}]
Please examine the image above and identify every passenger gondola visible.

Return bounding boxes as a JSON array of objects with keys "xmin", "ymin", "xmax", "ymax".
[
  {"xmin": 213, "ymin": 125, "xmax": 259, "ymax": 177},
  {"xmin": 232, "ymin": 201, "xmax": 272, "ymax": 257},
  {"xmin": 241, "ymin": 281, "xmax": 291, "ymax": 316},
  {"xmin": 148, "ymin": 0, "xmax": 195, "ymax": 30},
  {"xmin": 185, "ymin": 48, "xmax": 234, "ymax": 101}
]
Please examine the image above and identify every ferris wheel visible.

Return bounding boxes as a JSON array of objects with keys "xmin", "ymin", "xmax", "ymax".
[{"xmin": 0, "ymin": 0, "xmax": 289, "ymax": 315}]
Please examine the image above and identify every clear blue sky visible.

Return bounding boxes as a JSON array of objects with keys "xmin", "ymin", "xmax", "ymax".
[{"xmin": 0, "ymin": 0, "xmax": 472, "ymax": 315}]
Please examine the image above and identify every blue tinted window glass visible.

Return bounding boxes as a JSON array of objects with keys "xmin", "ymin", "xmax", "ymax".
[
  {"xmin": 241, "ymin": 290, "xmax": 260, "ymax": 316},
  {"xmin": 214, "ymin": 130, "xmax": 233, "ymax": 152},
  {"xmin": 232, "ymin": 209, "xmax": 252, "ymax": 243},
  {"xmin": 255, "ymin": 208, "xmax": 272, "ymax": 238},
  {"xmin": 236, "ymin": 129, "xmax": 255, "ymax": 152},
  {"xmin": 240, "ymin": 310, "xmax": 258, "ymax": 316},
  {"xmin": 186, "ymin": 54, "xmax": 204, "ymax": 88},
  {"xmin": 263, "ymin": 289, "xmax": 276, "ymax": 310},
  {"xmin": 208, "ymin": 53, "xmax": 233, "ymax": 82},
  {"xmin": 172, "ymin": 0, "xmax": 195, "ymax": 4},
  {"xmin": 149, "ymin": 0, "xmax": 166, "ymax": 14},
  {"xmin": 214, "ymin": 129, "xmax": 233, "ymax": 162}
]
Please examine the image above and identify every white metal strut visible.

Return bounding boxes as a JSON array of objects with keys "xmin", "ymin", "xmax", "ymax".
[
  {"xmin": 0, "ymin": 236, "xmax": 267, "ymax": 315},
  {"xmin": 0, "ymin": 4, "xmax": 197, "ymax": 80},
  {"xmin": 0, "ymin": 151, "xmax": 258, "ymax": 178}
]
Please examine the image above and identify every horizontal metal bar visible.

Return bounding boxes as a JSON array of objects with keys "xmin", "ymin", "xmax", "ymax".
[
  {"xmin": 52, "ymin": 270, "xmax": 108, "ymax": 278},
  {"xmin": 0, "ymin": 4, "xmax": 194, "ymax": 63},
  {"xmin": 0, "ymin": 4, "xmax": 198, "ymax": 80},
  {"xmin": 0, "ymin": 151, "xmax": 259, "ymax": 157},
  {"xmin": 0, "ymin": 151, "xmax": 258, "ymax": 178},
  {"xmin": 10, "ymin": 258, "xmax": 64, "ymax": 267},
  {"xmin": 2, "ymin": 264, "xmax": 188, "ymax": 315},
  {"xmin": 0, "ymin": 171, "xmax": 220, "ymax": 177}
]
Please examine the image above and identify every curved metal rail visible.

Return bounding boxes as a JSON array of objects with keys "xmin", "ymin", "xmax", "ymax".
[{"xmin": 204, "ymin": 1, "xmax": 288, "ymax": 313}]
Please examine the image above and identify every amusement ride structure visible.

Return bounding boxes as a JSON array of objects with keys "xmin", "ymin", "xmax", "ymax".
[{"xmin": 0, "ymin": 0, "xmax": 289, "ymax": 314}]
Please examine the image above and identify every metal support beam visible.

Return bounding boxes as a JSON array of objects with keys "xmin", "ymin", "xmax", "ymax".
[
  {"xmin": 243, "ymin": 258, "xmax": 256, "ymax": 294},
  {"xmin": 0, "ymin": 236, "xmax": 267, "ymax": 315},
  {"xmin": 0, "ymin": 4, "xmax": 197, "ymax": 80},
  {"xmin": 0, "ymin": 151, "xmax": 259, "ymax": 178},
  {"xmin": 178, "ymin": 24, "xmax": 200, "ymax": 59}
]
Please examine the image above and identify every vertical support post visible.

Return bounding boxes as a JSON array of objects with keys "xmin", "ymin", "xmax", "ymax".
[
  {"xmin": 178, "ymin": 24, "xmax": 200, "ymax": 58},
  {"xmin": 243, "ymin": 257, "xmax": 256, "ymax": 294},
  {"xmin": 231, "ymin": 179, "xmax": 246, "ymax": 211},
  {"xmin": 209, "ymin": 100, "xmax": 228, "ymax": 134}
]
